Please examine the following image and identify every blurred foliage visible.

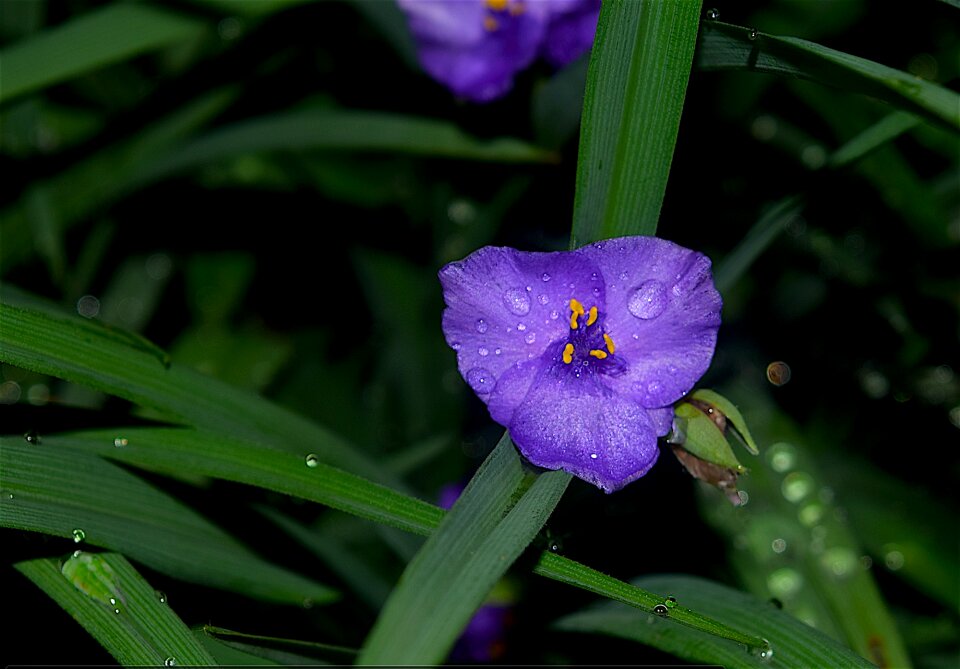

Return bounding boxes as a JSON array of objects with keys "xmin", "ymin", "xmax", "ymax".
[{"xmin": 1, "ymin": 0, "xmax": 957, "ymax": 666}]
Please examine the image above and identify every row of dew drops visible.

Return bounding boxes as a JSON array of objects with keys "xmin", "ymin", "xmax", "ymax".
[{"xmin": 704, "ymin": 7, "xmax": 760, "ymax": 40}]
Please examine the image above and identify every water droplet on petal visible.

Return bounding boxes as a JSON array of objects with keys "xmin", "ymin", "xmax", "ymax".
[
  {"xmin": 503, "ymin": 288, "xmax": 531, "ymax": 315},
  {"xmin": 538, "ymin": 294, "xmax": 549, "ymax": 305},
  {"xmin": 466, "ymin": 368, "xmax": 495, "ymax": 394},
  {"xmin": 478, "ymin": 347, "xmax": 489, "ymax": 357},
  {"xmin": 550, "ymin": 310, "xmax": 559, "ymax": 320},
  {"xmin": 475, "ymin": 319, "xmax": 488, "ymax": 334},
  {"xmin": 72, "ymin": 528, "xmax": 86, "ymax": 543},
  {"xmin": 517, "ymin": 323, "xmax": 526, "ymax": 331},
  {"xmin": 305, "ymin": 454, "xmax": 319, "ymax": 468},
  {"xmin": 541, "ymin": 272, "xmax": 551, "ymax": 282},
  {"xmin": 494, "ymin": 348, "xmax": 502, "ymax": 355},
  {"xmin": 653, "ymin": 604, "xmax": 669, "ymax": 617},
  {"xmin": 628, "ymin": 280, "xmax": 667, "ymax": 319},
  {"xmin": 619, "ymin": 271, "xmax": 629, "ymax": 281},
  {"xmin": 451, "ymin": 341, "xmax": 461, "ymax": 351},
  {"xmin": 114, "ymin": 437, "xmax": 128, "ymax": 448},
  {"xmin": 524, "ymin": 332, "xmax": 536, "ymax": 345},
  {"xmin": 589, "ymin": 453, "xmax": 598, "ymax": 459}
]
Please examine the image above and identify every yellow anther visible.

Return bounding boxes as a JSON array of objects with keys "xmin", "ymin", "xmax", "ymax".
[
  {"xmin": 569, "ymin": 298, "xmax": 585, "ymax": 329},
  {"xmin": 485, "ymin": 0, "xmax": 508, "ymax": 11},
  {"xmin": 589, "ymin": 349, "xmax": 608, "ymax": 360},
  {"xmin": 603, "ymin": 333, "xmax": 615, "ymax": 354},
  {"xmin": 562, "ymin": 343, "xmax": 575, "ymax": 364},
  {"xmin": 587, "ymin": 306, "xmax": 598, "ymax": 326},
  {"xmin": 483, "ymin": 15, "xmax": 499, "ymax": 31}
]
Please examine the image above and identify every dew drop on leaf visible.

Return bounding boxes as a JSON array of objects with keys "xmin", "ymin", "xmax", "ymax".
[{"xmin": 305, "ymin": 454, "xmax": 319, "ymax": 468}]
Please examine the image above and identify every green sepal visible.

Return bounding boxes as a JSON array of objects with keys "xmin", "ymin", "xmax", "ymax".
[
  {"xmin": 673, "ymin": 403, "xmax": 745, "ymax": 472},
  {"xmin": 691, "ymin": 388, "xmax": 760, "ymax": 455}
]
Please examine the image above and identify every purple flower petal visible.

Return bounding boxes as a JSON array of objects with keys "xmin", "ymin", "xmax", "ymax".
[
  {"xmin": 509, "ymin": 364, "xmax": 660, "ymax": 492},
  {"xmin": 439, "ymin": 245, "xmax": 604, "ymax": 423},
  {"xmin": 397, "ymin": 0, "xmax": 599, "ymax": 102},
  {"xmin": 439, "ymin": 236, "xmax": 722, "ymax": 492},
  {"xmin": 579, "ymin": 237, "xmax": 722, "ymax": 410},
  {"xmin": 542, "ymin": 0, "xmax": 601, "ymax": 67}
]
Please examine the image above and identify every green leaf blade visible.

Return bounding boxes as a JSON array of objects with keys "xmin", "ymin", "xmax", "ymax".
[
  {"xmin": 16, "ymin": 553, "xmax": 216, "ymax": 666},
  {"xmin": 572, "ymin": 0, "xmax": 703, "ymax": 245},
  {"xmin": 555, "ymin": 574, "xmax": 875, "ymax": 668},
  {"xmin": 0, "ymin": 4, "xmax": 205, "ymax": 104}
]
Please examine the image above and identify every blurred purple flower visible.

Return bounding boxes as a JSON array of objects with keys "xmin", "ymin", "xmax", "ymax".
[
  {"xmin": 437, "ymin": 481, "xmax": 515, "ymax": 662},
  {"xmin": 397, "ymin": 0, "xmax": 601, "ymax": 102},
  {"xmin": 439, "ymin": 237, "xmax": 722, "ymax": 493}
]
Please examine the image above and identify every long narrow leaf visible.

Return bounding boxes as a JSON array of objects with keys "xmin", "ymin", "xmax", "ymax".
[
  {"xmin": 51, "ymin": 425, "xmax": 767, "ymax": 650},
  {"xmin": 0, "ymin": 438, "xmax": 339, "ymax": 606},
  {"xmin": 696, "ymin": 21, "xmax": 960, "ymax": 131},
  {"xmin": 555, "ymin": 574, "xmax": 875, "ymax": 668},
  {"xmin": 359, "ymin": 436, "xmax": 569, "ymax": 664},
  {"xmin": 571, "ymin": 0, "xmax": 703, "ymax": 244},
  {"xmin": 128, "ymin": 109, "xmax": 557, "ymax": 189},
  {"xmin": 16, "ymin": 552, "xmax": 216, "ymax": 666},
  {"xmin": 0, "ymin": 4, "xmax": 205, "ymax": 104},
  {"xmin": 0, "ymin": 302, "xmax": 397, "ymax": 486}
]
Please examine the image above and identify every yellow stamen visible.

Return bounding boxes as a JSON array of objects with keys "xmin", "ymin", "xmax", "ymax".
[
  {"xmin": 586, "ymin": 306, "xmax": 598, "ymax": 326},
  {"xmin": 485, "ymin": 0, "xmax": 508, "ymax": 11},
  {"xmin": 562, "ymin": 343, "xmax": 575, "ymax": 364},
  {"xmin": 589, "ymin": 349, "xmax": 608, "ymax": 360},
  {"xmin": 569, "ymin": 298, "xmax": 585, "ymax": 329},
  {"xmin": 603, "ymin": 333, "xmax": 615, "ymax": 354},
  {"xmin": 483, "ymin": 15, "xmax": 499, "ymax": 31}
]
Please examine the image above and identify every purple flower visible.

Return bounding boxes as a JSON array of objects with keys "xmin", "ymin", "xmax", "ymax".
[
  {"xmin": 397, "ymin": 0, "xmax": 601, "ymax": 102},
  {"xmin": 439, "ymin": 236, "xmax": 722, "ymax": 493}
]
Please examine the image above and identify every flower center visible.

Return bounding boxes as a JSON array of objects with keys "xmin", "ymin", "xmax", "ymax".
[
  {"xmin": 483, "ymin": 0, "xmax": 525, "ymax": 31},
  {"xmin": 562, "ymin": 298, "xmax": 616, "ymax": 366}
]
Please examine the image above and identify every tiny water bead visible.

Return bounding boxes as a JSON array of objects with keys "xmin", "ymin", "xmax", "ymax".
[
  {"xmin": 503, "ymin": 287, "xmax": 531, "ymax": 316},
  {"xmin": 305, "ymin": 454, "xmax": 319, "ymax": 468},
  {"xmin": 156, "ymin": 590, "xmax": 167, "ymax": 604},
  {"xmin": 114, "ymin": 437, "xmax": 128, "ymax": 448},
  {"xmin": 24, "ymin": 429, "xmax": 41, "ymax": 445},
  {"xmin": 652, "ymin": 604, "xmax": 669, "ymax": 617},
  {"xmin": 466, "ymin": 367, "xmax": 495, "ymax": 394},
  {"xmin": 164, "ymin": 657, "xmax": 177, "ymax": 667},
  {"xmin": 749, "ymin": 640, "xmax": 774, "ymax": 663},
  {"xmin": 72, "ymin": 528, "xmax": 86, "ymax": 543},
  {"xmin": 627, "ymin": 280, "xmax": 666, "ymax": 320},
  {"xmin": 748, "ymin": 27, "xmax": 758, "ymax": 40},
  {"xmin": 475, "ymin": 319, "xmax": 488, "ymax": 334},
  {"xmin": 706, "ymin": 7, "xmax": 719, "ymax": 20},
  {"xmin": 664, "ymin": 596, "xmax": 677, "ymax": 609}
]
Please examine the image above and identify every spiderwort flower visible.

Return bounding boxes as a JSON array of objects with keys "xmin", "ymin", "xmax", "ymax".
[
  {"xmin": 439, "ymin": 237, "xmax": 722, "ymax": 492},
  {"xmin": 397, "ymin": 0, "xmax": 601, "ymax": 102}
]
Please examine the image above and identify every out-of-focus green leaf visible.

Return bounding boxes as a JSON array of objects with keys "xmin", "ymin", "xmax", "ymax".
[
  {"xmin": 129, "ymin": 109, "xmax": 557, "ymax": 189},
  {"xmin": 16, "ymin": 553, "xmax": 216, "ymax": 666},
  {"xmin": 572, "ymin": 0, "xmax": 703, "ymax": 245},
  {"xmin": 0, "ymin": 438, "xmax": 339, "ymax": 606},
  {"xmin": 532, "ymin": 54, "xmax": 589, "ymax": 149},
  {"xmin": 358, "ymin": 435, "xmax": 570, "ymax": 665},
  {"xmin": 555, "ymin": 574, "xmax": 875, "ymax": 668},
  {"xmin": 696, "ymin": 22, "xmax": 960, "ymax": 131},
  {"xmin": 699, "ymin": 387, "xmax": 913, "ymax": 668},
  {"xmin": 195, "ymin": 632, "xmax": 283, "ymax": 666},
  {"xmin": 0, "ymin": 88, "xmax": 237, "ymax": 273},
  {"xmin": 0, "ymin": 4, "xmax": 205, "ymax": 104}
]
